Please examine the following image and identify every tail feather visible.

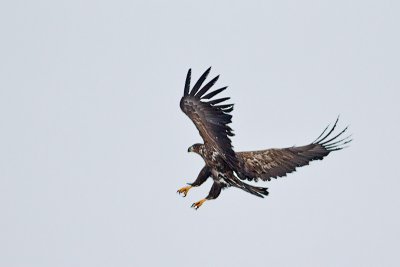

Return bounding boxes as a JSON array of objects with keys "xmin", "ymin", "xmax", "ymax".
[
  {"xmin": 228, "ymin": 175, "xmax": 269, "ymax": 198},
  {"xmin": 241, "ymin": 183, "xmax": 269, "ymax": 198}
]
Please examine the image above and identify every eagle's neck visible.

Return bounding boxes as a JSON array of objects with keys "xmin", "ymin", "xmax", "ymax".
[
  {"xmin": 197, "ymin": 144, "xmax": 206, "ymax": 157},
  {"xmin": 198, "ymin": 145, "xmax": 221, "ymax": 164}
]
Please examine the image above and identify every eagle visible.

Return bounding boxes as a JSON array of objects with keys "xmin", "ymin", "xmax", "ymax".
[{"xmin": 178, "ymin": 67, "xmax": 351, "ymax": 209}]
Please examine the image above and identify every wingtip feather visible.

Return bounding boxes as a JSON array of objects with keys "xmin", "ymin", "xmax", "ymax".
[
  {"xmin": 184, "ymin": 68, "xmax": 191, "ymax": 95},
  {"xmin": 190, "ymin": 67, "xmax": 212, "ymax": 96}
]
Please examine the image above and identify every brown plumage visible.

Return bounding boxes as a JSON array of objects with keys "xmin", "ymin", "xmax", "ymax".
[
  {"xmin": 236, "ymin": 119, "xmax": 351, "ymax": 182},
  {"xmin": 178, "ymin": 67, "xmax": 351, "ymax": 209}
]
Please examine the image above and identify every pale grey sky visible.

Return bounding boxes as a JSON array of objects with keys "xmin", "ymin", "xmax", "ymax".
[{"xmin": 0, "ymin": 0, "xmax": 399, "ymax": 266}]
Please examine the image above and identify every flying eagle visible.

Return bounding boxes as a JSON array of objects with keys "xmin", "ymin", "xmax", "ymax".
[{"xmin": 178, "ymin": 67, "xmax": 351, "ymax": 209}]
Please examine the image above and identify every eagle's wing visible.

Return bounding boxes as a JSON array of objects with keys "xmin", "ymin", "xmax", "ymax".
[
  {"xmin": 236, "ymin": 118, "xmax": 352, "ymax": 181},
  {"xmin": 180, "ymin": 67, "xmax": 237, "ymax": 167}
]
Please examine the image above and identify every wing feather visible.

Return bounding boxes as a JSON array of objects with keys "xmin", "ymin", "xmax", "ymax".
[
  {"xmin": 195, "ymin": 75, "xmax": 220, "ymax": 98},
  {"xmin": 184, "ymin": 69, "xmax": 191, "ymax": 95},
  {"xmin": 208, "ymin": 97, "xmax": 231, "ymax": 105},
  {"xmin": 189, "ymin": 67, "xmax": 211, "ymax": 96},
  {"xmin": 202, "ymin": 86, "xmax": 228, "ymax": 100},
  {"xmin": 236, "ymin": 118, "xmax": 352, "ymax": 181},
  {"xmin": 180, "ymin": 67, "xmax": 237, "ymax": 167}
]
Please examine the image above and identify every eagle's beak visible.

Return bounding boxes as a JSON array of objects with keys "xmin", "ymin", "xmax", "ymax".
[{"xmin": 188, "ymin": 147, "xmax": 193, "ymax": 153}]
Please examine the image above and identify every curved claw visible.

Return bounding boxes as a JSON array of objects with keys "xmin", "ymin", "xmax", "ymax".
[
  {"xmin": 191, "ymin": 199, "xmax": 206, "ymax": 210},
  {"xmin": 177, "ymin": 185, "xmax": 192, "ymax": 197}
]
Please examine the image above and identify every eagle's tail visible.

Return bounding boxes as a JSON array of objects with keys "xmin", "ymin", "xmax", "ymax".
[
  {"xmin": 241, "ymin": 183, "xmax": 269, "ymax": 198},
  {"xmin": 229, "ymin": 176, "xmax": 269, "ymax": 198},
  {"xmin": 229, "ymin": 173, "xmax": 269, "ymax": 198}
]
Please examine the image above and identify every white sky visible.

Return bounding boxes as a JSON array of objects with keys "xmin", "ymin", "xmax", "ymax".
[{"xmin": 0, "ymin": 0, "xmax": 399, "ymax": 266}]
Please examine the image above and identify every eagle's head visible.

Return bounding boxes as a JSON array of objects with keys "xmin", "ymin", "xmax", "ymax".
[{"xmin": 188, "ymin": 143, "xmax": 203, "ymax": 155}]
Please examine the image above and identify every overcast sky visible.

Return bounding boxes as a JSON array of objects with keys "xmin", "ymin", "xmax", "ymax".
[{"xmin": 1, "ymin": 0, "xmax": 399, "ymax": 266}]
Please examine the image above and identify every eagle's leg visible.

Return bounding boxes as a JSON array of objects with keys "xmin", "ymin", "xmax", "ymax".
[
  {"xmin": 177, "ymin": 166, "xmax": 210, "ymax": 197},
  {"xmin": 177, "ymin": 185, "xmax": 192, "ymax": 197},
  {"xmin": 191, "ymin": 199, "xmax": 206, "ymax": 210},
  {"xmin": 191, "ymin": 182, "xmax": 223, "ymax": 209}
]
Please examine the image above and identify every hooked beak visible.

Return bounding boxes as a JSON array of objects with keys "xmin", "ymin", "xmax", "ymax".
[{"xmin": 188, "ymin": 146, "xmax": 193, "ymax": 153}]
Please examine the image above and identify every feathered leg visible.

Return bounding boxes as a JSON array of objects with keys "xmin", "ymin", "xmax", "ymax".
[
  {"xmin": 191, "ymin": 182, "xmax": 223, "ymax": 209},
  {"xmin": 177, "ymin": 166, "xmax": 211, "ymax": 197}
]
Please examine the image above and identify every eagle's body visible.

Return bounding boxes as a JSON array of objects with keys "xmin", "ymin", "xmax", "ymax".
[
  {"xmin": 198, "ymin": 145, "xmax": 232, "ymax": 187},
  {"xmin": 190, "ymin": 143, "xmax": 269, "ymax": 200},
  {"xmin": 197, "ymin": 145, "xmax": 229, "ymax": 184},
  {"xmin": 178, "ymin": 67, "xmax": 351, "ymax": 209}
]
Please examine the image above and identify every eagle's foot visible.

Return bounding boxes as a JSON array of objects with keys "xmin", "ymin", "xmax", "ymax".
[
  {"xmin": 191, "ymin": 199, "xmax": 206, "ymax": 210},
  {"xmin": 177, "ymin": 185, "xmax": 192, "ymax": 197}
]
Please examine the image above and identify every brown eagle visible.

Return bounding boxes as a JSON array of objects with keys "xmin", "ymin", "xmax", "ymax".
[{"xmin": 178, "ymin": 67, "xmax": 351, "ymax": 209}]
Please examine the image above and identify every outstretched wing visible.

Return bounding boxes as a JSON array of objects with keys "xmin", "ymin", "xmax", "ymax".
[
  {"xmin": 180, "ymin": 67, "xmax": 237, "ymax": 167},
  {"xmin": 236, "ymin": 118, "xmax": 352, "ymax": 181}
]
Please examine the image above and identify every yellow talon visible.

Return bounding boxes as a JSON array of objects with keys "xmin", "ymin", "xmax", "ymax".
[
  {"xmin": 177, "ymin": 185, "xmax": 192, "ymax": 197},
  {"xmin": 191, "ymin": 199, "xmax": 206, "ymax": 210}
]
